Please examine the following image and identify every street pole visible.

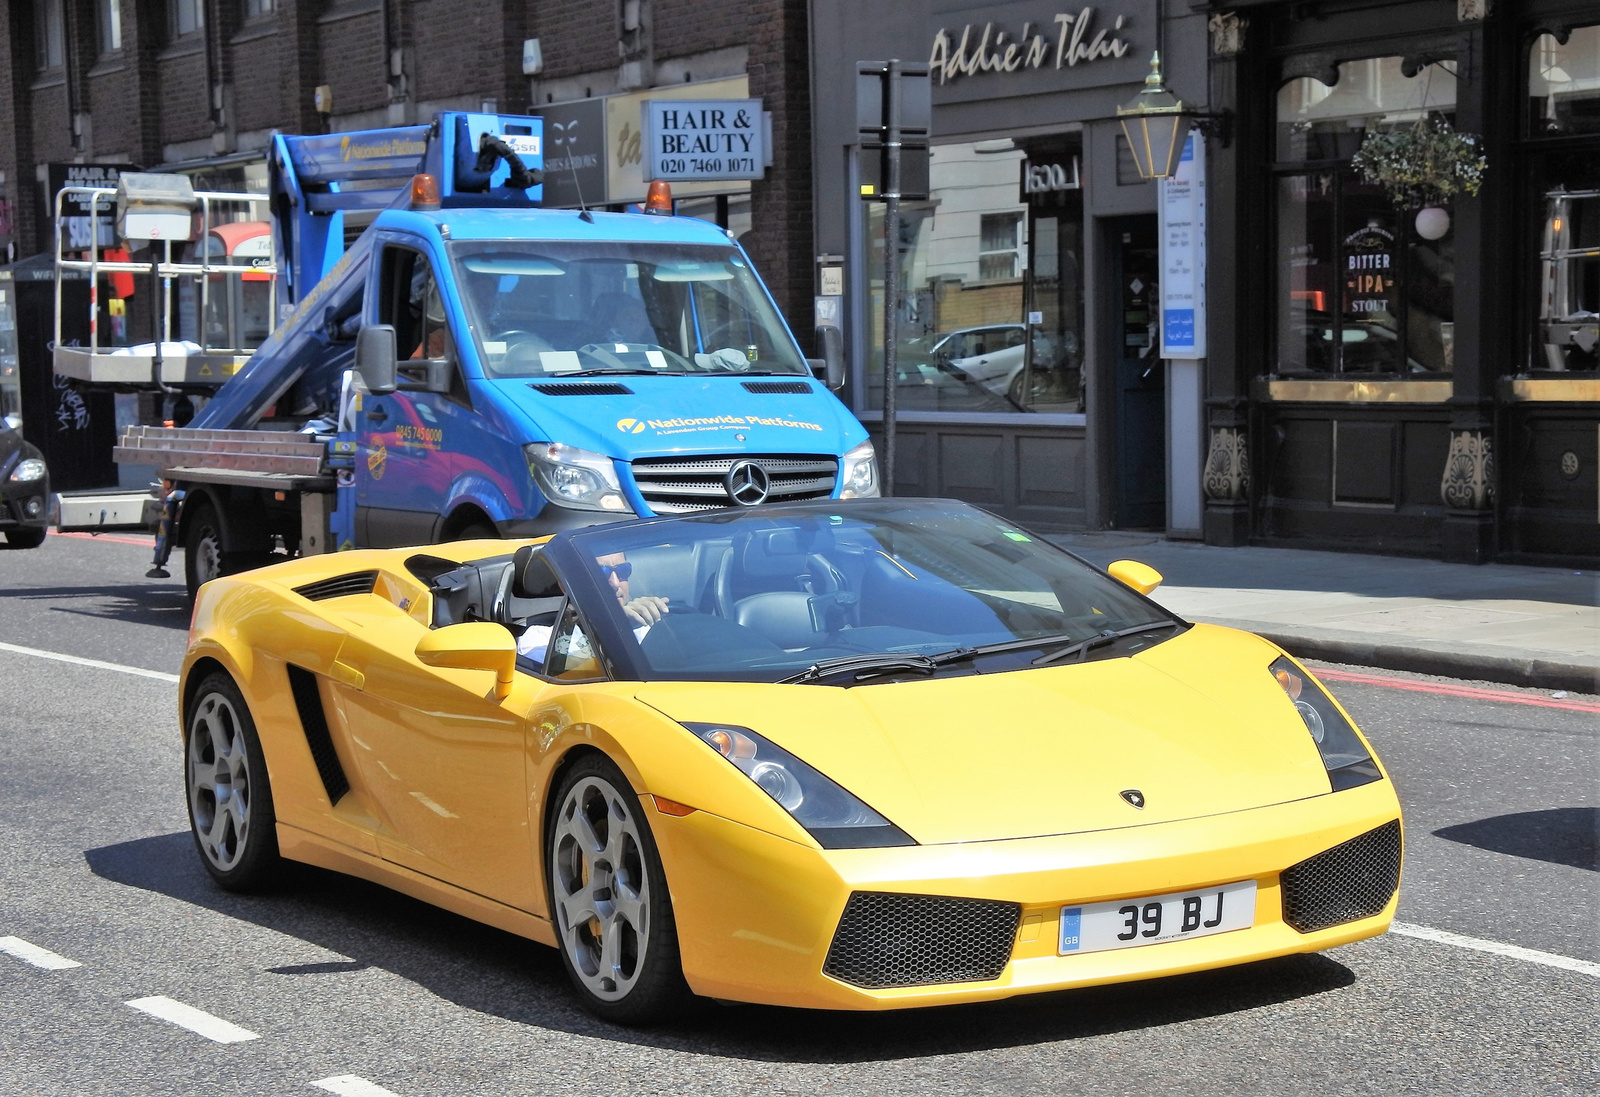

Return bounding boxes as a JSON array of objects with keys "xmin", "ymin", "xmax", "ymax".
[{"xmin": 881, "ymin": 59, "xmax": 900, "ymax": 498}]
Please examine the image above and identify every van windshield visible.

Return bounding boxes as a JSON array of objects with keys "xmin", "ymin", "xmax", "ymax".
[{"xmin": 448, "ymin": 241, "xmax": 809, "ymax": 378}]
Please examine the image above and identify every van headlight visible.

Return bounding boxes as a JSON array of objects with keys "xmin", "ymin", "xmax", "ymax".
[
  {"xmin": 838, "ymin": 440, "xmax": 879, "ymax": 499},
  {"xmin": 524, "ymin": 442, "xmax": 632, "ymax": 512}
]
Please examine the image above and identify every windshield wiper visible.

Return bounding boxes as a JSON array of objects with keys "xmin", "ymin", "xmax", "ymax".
[
  {"xmin": 571, "ymin": 367, "xmax": 669, "ymax": 376},
  {"xmin": 1030, "ymin": 621, "xmax": 1185, "ymax": 666},
  {"xmin": 778, "ymin": 653, "xmax": 939, "ymax": 685}
]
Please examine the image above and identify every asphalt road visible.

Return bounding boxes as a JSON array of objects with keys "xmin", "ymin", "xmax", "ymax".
[{"xmin": 0, "ymin": 533, "xmax": 1595, "ymax": 1096}]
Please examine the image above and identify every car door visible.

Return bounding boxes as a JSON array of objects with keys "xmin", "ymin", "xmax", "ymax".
[
  {"xmin": 356, "ymin": 241, "xmax": 466, "ymax": 546},
  {"xmin": 330, "ymin": 622, "xmax": 538, "ymax": 911}
]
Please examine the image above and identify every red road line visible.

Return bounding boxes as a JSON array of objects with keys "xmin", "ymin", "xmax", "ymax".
[
  {"xmin": 1313, "ymin": 666, "xmax": 1600, "ymax": 713},
  {"xmin": 49, "ymin": 530, "xmax": 156, "ymax": 547}
]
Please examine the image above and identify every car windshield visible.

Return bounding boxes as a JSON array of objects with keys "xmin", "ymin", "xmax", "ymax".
[
  {"xmin": 561, "ymin": 500, "xmax": 1180, "ymax": 683},
  {"xmin": 448, "ymin": 240, "xmax": 809, "ymax": 378}
]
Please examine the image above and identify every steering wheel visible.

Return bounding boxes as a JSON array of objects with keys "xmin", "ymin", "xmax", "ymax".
[{"xmin": 497, "ymin": 330, "xmax": 555, "ymax": 373}]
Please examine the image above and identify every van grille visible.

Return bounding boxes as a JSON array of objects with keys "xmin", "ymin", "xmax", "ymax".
[
  {"xmin": 629, "ymin": 454, "xmax": 838, "ymax": 514},
  {"xmin": 1280, "ymin": 820, "xmax": 1402, "ymax": 933},
  {"xmin": 529, "ymin": 382, "xmax": 635, "ymax": 396},
  {"xmin": 823, "ymin": 892, "xmax": 1020, "ymax": 989}
]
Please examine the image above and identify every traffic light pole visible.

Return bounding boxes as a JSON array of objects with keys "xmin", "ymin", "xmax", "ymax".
[{"xmin": 881, "ymin": 59, "xmax": 901, "ymax": 498}]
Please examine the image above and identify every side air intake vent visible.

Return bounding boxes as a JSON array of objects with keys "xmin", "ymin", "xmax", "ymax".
[
  {"xmin": 294, "ymin": 571, "xmax": 378, "ymax": 601},
  {"xmin": 286, "ymin": 665, "xmax": 350, "ymax": 805},
  {"xmin": 741, "ymin": 381, "xmax": 813, "ymax": 394},
  {"xmin": 530, "ymin": 382, "xmax": 635, "ymax": 396},
  {"xmin": 823, "ymin": 892, "xmax": 1020, "ymax": 989},
  {"xmin": 1280, "ymin": 820, "xmax": 1402, "ymax": 933}
]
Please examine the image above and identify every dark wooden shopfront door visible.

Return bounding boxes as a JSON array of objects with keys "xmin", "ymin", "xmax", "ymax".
[{"xmin": 1109, "ymin": 217, "xmax": 1164, "ymax": 528}]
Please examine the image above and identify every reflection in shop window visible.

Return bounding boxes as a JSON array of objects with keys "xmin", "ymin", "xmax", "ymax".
[
  {"xmin": 1529, "ymin": 27, "xmax": 1600, "ymax": 372},
  {"xmin": 862, "ymin": 138, "xmax": 1084, "ymax": 414},
  {"xmin": 1273, "ymin": 57, "xmax": 1456, "ymax": 376}
]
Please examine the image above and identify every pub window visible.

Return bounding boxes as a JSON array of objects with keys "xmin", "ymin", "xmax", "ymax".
[
  {"xmin": 244, "ymin": 0, "xmax": 276, "ymax": 18},
  {"xmin": 862, "ymin": 137, "xmax": 1084, "ymax": 414},
  {"xmin": 1527, "ymin": 24, "xmax": 1600, "ymax": 372},
  {"xmin": 1273, "ymin": 57, "xmax": 1457, "ymax": 376},
  {"xmin": 35, "ymin": 0, "xmax": 65, "ymax": 71}
]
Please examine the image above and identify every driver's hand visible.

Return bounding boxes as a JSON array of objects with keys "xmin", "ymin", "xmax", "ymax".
[{"xmin": 623, "ymin": 595, "xmax": 670, "ymax": 626}]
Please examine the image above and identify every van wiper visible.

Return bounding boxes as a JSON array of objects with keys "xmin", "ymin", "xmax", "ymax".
[
  {"xmin": 1030, "ymin": 621, "xmax": 1185, "ymax": 666},
  {"xmin": 778, "ymin": 653, "xmax": 938, "ymax": 685},
  {"xmin": 572, "ymin": 367, "xmax": 671, "ymax": 376}
]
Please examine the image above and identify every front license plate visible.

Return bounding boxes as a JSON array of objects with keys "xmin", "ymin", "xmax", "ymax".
[{"xmin": 1059, "ymin": 880, "xmax": 1257, "ymax": 955}]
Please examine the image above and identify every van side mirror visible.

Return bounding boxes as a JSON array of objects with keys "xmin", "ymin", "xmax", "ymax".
[
  {"xmin": 355, "ymin": 325, "xmax": 398, "ymax": 395},
  {"xmin": 808, "ymin": 325, "xmax": 846, "ymax": 391}
]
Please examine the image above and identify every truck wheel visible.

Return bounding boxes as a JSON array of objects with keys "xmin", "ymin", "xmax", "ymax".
[
  {"xmin": 184, "ymin": 499, "xmax": 225, "ymax": 603},
  {"xmin": 2, "ymin": 528, "xmax": 46, "ymax": 549}
]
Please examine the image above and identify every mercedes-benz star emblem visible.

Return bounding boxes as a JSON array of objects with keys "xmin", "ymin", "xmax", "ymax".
[
  {"xmin": 724, "ymin": 460, "xmax": 770, "ymax": 506},
  {"xmin": 1119, "ymin": 789, "xmax": 1145, "ymax": 809}
]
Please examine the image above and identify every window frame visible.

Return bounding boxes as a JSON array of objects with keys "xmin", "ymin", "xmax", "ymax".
[
  {"xmin": 168, "ymin": 0, "xmax": 204, "ymax": 40},
  {"xmin": 35, "ymin": 0, "xmax": 65, "ymax": 72},
  {"xmin": 98, "ymin": 0, "xmax": 123, "ymax": 55},
  {"xmin": 1517, "ymin": 22, "xmax": 1600, "ymax": 376},
  {"xmin": 1268, "ymin": 57, "xmax": 1459, "ymax": 380}
]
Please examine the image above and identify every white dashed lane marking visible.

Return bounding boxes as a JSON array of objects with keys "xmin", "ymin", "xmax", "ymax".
[
  {"xmin": 1391, "ymin": 922, "xmax": 1600, "ymax": 979},
  {"xmin": 311, "ymin": 1076, "xmax": 405, "ymax": 1096},
  {"xmin": 0, "ymin": 936, "xmax": 82, "ymax": 970},
  {"xmin": 0, "ymin": 640, "xmax": 179, "ymax": 683},
  {"xmin": 124, "ymin": 996, "xmax": 260, "ymax": 1043}
]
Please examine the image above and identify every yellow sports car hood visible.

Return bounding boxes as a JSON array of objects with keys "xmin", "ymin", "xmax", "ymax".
[{"xmin": 636, "ymin": 625, "xmax": 1337, "ymax": 845}]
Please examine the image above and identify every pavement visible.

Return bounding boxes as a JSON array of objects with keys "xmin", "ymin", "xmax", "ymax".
[{"xmin": 1047, "ymin": 532, "xmax": 1600, "ymax": 694}]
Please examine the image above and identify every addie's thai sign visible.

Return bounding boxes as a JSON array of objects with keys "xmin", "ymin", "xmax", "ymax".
[{"xmin": 927, "ymin": 1, "xmax": 1152, "ymax": 103}]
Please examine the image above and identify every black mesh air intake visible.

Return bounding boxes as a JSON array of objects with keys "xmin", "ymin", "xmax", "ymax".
[
  {"xmin": 822, "ymin": 892, "xmax": 1020, "ymax": 989},
  {"xmin": 529, "ymin": 382, "xmax": 635, "ymax": 396},
  {"xmin": 741, "ymin": 380, "xmax": 813, "ymax": 394},
  {"xmin": 286, "ymin": 665, "xmax": 349, "ymax": 806},
  {"xmin": 294, "ymin": 571, "xmax": 378, "ymax": 601},
  {"xmin": 1280, "ymin": 820, "xmax": 1402, "ymax": 933}
]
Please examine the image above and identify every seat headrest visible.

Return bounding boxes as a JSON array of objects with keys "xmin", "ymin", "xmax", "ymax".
[{"xmin": 513, "ymin": 544, "xmax": 562, "ymax": 599}]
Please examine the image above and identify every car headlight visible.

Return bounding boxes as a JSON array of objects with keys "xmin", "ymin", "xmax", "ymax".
[
  {"xmin": 8, "ymin": 458, "xmax": 46, "ymax": 483},
  {"xmin": 524, "ymin": 442, "xmax": 632, "ymax": 513},
  {"xmin": 1270, "ymin": 656, "xmax": 1381, "ymax": 791},
  {"xmin": 838, "ymin": 440, "xmax": 879, "ymax": 499},
  {"xmin": 685, "ymin": 722, "xmax": 914, "ymax": 848}
]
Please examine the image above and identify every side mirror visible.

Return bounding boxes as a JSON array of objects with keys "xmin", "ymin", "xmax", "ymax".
[
  {"xmin": 355, "ymin": 324, "xmax": 398, "ymax": 395},
  {"xmin": 1108, "ymin": 560, "xmax": 1163, "ymax": 596},
  {"xmin": 416, "ymin": 621, "xmax": 517, "ymax": 700},
  {"xmin": 808, "ymin": 325, "xmax": 846, "ymax": 391}
]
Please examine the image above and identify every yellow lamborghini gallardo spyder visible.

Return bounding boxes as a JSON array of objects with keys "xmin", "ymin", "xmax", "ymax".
[{"xmin": 180, "ymin": 498, "xmax": 1402, "ymax": 1023}]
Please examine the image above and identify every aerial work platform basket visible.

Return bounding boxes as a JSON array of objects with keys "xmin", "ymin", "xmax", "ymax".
[{"xmin": 52, "ymin": 183, "xmax": 277, "ymax": 392}]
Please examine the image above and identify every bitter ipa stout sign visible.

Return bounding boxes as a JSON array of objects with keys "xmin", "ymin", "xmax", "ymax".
[{"xmin": 643, "ymin": 99, "xmax": 766, "ymax": 182}]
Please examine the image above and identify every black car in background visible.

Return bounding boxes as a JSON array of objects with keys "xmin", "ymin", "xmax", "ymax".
[{"xmin": 0, "ymin": 421, "xmax": 49, "ymax": 549}]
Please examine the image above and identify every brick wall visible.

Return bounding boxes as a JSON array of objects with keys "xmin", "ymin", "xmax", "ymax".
[{"xmin": 0, "ymin": 0, "xmax": 817, "ymax": 321}]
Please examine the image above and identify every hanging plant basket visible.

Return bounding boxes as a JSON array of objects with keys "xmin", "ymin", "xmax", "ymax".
[{"xmin": 1350, "ymin": 116, "xmax": 1487, "ymax": 211}]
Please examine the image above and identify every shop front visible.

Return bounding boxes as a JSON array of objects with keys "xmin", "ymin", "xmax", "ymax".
[
  {"xmin": 1205, "ymin": 0, "xmax": 1600, "ymax": 564},
  {"xmin": 810, "ymin": 2, "xmax": 1210, "ymax": 531}
]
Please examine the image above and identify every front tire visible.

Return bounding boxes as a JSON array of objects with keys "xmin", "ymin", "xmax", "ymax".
[
  {"xmin": 2, "ymin": 527, "xmax": 46, "ymax": 549},
  {"xmin": 547, "ymin": 755, "xmax": 688, "ymax": 1024},
  {"xmin": 185, "ymin": 671, "xmax": 281, "ymax": 891}
]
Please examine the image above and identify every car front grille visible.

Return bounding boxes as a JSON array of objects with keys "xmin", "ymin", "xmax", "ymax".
[
  {"xmin": 1280, "ymin": 819, "xmax": 1402, "ymax": 933},
  {"xmin": 822, "ymin": 892, "xmax": 1020, "ymax": 989},
  {"xmin": 629, "ymin": 453, "xmax": 838, "ymax": 514}
]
